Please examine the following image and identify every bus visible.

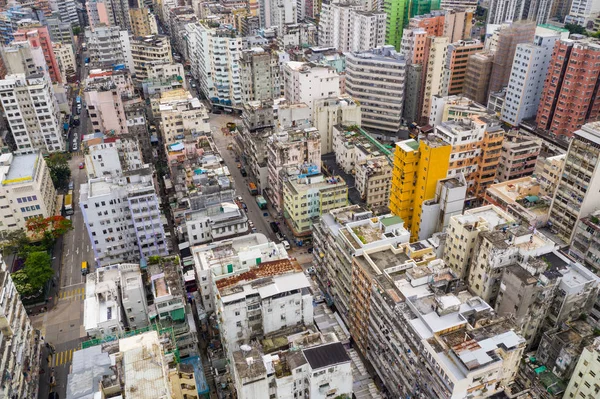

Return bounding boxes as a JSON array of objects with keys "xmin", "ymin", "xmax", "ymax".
[
  {"xmin": 81, "ymin": 261, "xmax": 88, "ymax": 276},
  {"xmin": 64, "ymin": 190, "xmax": 74, "ymax": 215}
]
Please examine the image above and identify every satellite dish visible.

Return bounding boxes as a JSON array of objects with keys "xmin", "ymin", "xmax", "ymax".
[{"xmin": 240, "ymin": 345, "xmax": 252, "ymax": 352}]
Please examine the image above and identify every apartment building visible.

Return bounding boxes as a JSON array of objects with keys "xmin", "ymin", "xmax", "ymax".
[
  {"xmin": 14, "ymin": 24, "xmax": 61, "ymax": 83},
  {"xmin": 84, "ymin": 70, "xmax": 134, "ymax": 135},
  {"xmin": 283, "ymin": 173, "xmax": 348, "ymax": 237},
  {"xmin": 84, "ymin": 136, "xmax": 144, "ymax": 178},
  {"xmin": 86, "ymin": 0, "xmax": 112, "ymax": 29},
  {"xmin": 130, "ymin": 35, "xmax": 172, "ymax": 82},
  {"xmin": 183, "ymin": 199, "xmax": 248, "ymax": 246},
  {"xmin": 0, "ymin": 73, "xmax": 65, "ymax": 154},
  {"xmin": 2, "ymin": 39, "xmax": 46, "ymax": 77},
  {"xmin": 332, "ymin": 125, "xmax": 392, "ymax": 176},
  {"xmin": 463, "ymin": 52, "xmax": 494, "ymax": 105},
  {"xmin": 191, "ymin": 234, "xmax": 289, "ymax": 314},
  {"xmin": 497, "ymin": 131, "xmax": 542, "ymax": 182},
  {"xmin": 214, "ymin": 259, "xmax": 313, "ymax": 351},
  {"xmin": 283, "ymin": 61, "xmax": 340, "ymax": 115},
  {"xmin": 345, "ymin": 46, "xmax": 407, "ymax": 135},
  {"xmin": 390, "ymin": 136, "xmax": 451, "ymax": 240},
  {"xmin": 418, "ymin": 174, "xmax": 467, "ymax": 239},
  {"xmin": 489, "ymin": 21, "xmax": 536, "ymax": 94},
  {"xmin": 45, "ymin": 17, "xmax": 75, "ymax": 48},
  {"xmin": 239, "ymin": 47, "xmax": 281, "ymax": 103},
  {"xmin": 355, "ymin": 157, "xmax": 393, "ymax": 210},
  {"xmin": 444, "ymin": 40, "xmax": 483, "ymax": 96},
  {"xmin": 266, "ymin": 127, "xmax": 321, "ymax": 213},
  {"xmin": 84, "ymin": 263, "xmax": 148, "ymax": 338},
  {"xmin": 67, "ymin": 330, "xmax": 201, "ymax": 399},
  {"xmin": 501, "ymin": 32, "xmax": 561, "ymax": 127},
  {"xmin": 158, "ymin": 94, "xmax": 210, "ymax": 145},
  {"xmin": 484, "ymin": 177, "xmax": 551, "ymax": 228},
  {"xmin": 569, "ymin": 210, "xmax": 600, "ymax": 275},
  {"xmin": 185, "ymin": 23, "xmax": 243, "ymax": 108},
  {"xmin": 80, "ymin": 167, "xmax": 168, "ymax": 267},
  {"xmin": 536, "ymin": 37, "xmax": 600, "ymax": 140},
  {"xmin": 535, "ymin": 153, "xmax": 565, "ymax": 197},
  {"xmin": 548, "ymin": 122, "xmax": 600, "ymax": 244},
  {"xmin": 312, "ymin": 96, "xmax": 361, "ymax": 154},
  {"xmin": 84, "ymin": 25, "xmax": 131, "ymax": 70},
  {"xmin": 564, "ymin": 0, "xmax": 600, "ymax": 26},
  {"xmin": 429, "ymin": 95, "xmax": 492, "ymax": 126},
  {"xmin": 318, "ymin": 2, "xmax": 386, "ymax": 52},
  {"xmin": 468, "ymin": 226, "xmax": 556, "ymax": 306},
  {"xmin": 433, "ymin": 115, "xmax": 504, "ymax": 199},
  {"xmin": 129, "ymin": 7, "xmax": 158, "ymax": 37},
  {"xmin": 0, "ymin": 255, "xmax": 41, "ymax": 399},
  {"xmin": 401, "ymin": 27, "xmax": 428, "ymax": 64},
  {"xmin": 312, "ymin": 206, "xmax": 410, "ymax": 324},
  {"xmin": 52, "ymin": 42, "xmax": 75, "ymax": 83},
  {"xmin": 232, "ymin": 337, "xmax": 352, "ymax": 399},
  {"xmin": 421, "ymin": 36, "xmax": 449, "ymax": 121},
  {"xmin": 563, "ymin": 337, "xmax": 600, "ymax": 398}
]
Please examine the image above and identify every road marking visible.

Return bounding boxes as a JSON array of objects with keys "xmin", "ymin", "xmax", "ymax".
[{"xmin": 58, "ymin": 287, "xmax": 85, "ymax": 300}]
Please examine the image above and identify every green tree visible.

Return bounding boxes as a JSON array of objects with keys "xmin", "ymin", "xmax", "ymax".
[
  {"xmin": 564, "ymin": 23, "xmax": 587, "ymax": 35},
  {"xmin": 12, "ymin": 251, "xmax": 54, "ymax": 296},
  {"xmin": 46, "ymin": 153, "xmax": 72, "ymax": 190},
  {"xmin": 72, "ymin": 26, "xmax": 81, "ymax": 36}
]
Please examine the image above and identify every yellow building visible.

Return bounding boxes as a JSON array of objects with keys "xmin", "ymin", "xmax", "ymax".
[
  {"xmin": 283, "ymin": 173, "xmax": 348, "ymax": 237},
  {"xmin": 389, "ymin": 137, "xmax": 451, "ymax": 240}
]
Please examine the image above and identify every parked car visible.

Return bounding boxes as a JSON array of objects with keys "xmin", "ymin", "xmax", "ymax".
[
  {"xmin": 270, "ymin": 222, "xmax": 280, "ymax": 234},
  {"xmin": 241, "ymin": 202, "xmax": 247, "ymax": 212},
  {"xmin": 276, "ymin": 232, "xmax": 284, "ymax": 241},
  {"xmin": 240, "ymin": 168, "xmax": 247, "ymax": 177},
  {"xmin": 79, "ymin": 162, "xmax": 84, "ymax": 169},
  {"xmin": 282, "ymin": 240, "xmax": 291, "ymax": 250},
  {"xmin": 68, "ymin": 181, "xmax": 74, "ymax": 190},
  {"xmin": 236, "ymin": 196, "xmax": 243, "ymax": 202},
  {"xmin": 236, "ymin": 163, "xmax": 242, "ymax": 169},
  {"xmin": 72, "ymin": 143, "xmax": 78, "ymax": 151}
]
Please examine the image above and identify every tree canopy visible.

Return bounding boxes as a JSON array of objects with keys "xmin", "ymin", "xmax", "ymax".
[
  {"xmin": 564, "ymin": 23, "xmax": 587, "ymax": 35},
  {"xmin": 12, "ymin": 251, "xmax": 54, "ymax": 297},
  {"xmin": 46, "ymin": 153, "xmax": 71, "ymax": 190}
]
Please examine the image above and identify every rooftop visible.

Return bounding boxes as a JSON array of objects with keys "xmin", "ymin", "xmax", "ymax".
[
  {"xmin": 216, "ymin": 258, "xmax": 303, "ymax": 292},
  {"xmin": 303, "ymin": 342, "xmax": 350, "ymax": 370},
  {"xmin": 0, "ymin": 152, "xmax": 38, "ymax": 184}
]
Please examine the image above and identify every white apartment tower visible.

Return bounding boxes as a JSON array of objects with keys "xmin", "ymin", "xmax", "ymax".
[
  {"xmin": 0, "ymin": 255, "xmax": 41, "ymax": 399},
  {"xmin": 501, "ymin": 31, "xmax": 561, "ymax": 126},
  {"xmin": 565, "ymin": 0, "xmax": 600, "ymax": 26},
  {"xmin": 319, "ymin": 2, "xmax": 386, "ymax": 53},
  {"xmin": 84, "ymin": 25, "xmax": 132, "ymax": 70},
  {"xmin": 548, "ymin": 122, "xmax": 600, "ymax": 244},
  {"xmin": 283, "ymin": 61, "xmax": 340, "ymax": 115},
  {"xmin": 0, "ymin": 74, "xmax": 65, "ymax": 154},
  {"xmin": 345, "ymin": 46, "xmax": 407, "ymax": 135}
]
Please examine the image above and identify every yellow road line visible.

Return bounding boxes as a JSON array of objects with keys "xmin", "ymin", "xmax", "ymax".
[{"xmin": 59, "ymin": 351, "xmax": 64, "ymax": 365}]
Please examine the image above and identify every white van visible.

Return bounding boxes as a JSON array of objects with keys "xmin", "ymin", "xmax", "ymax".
[{"xmin": 282, "ymin": 240, "xmax": 290, "ymax": 250}]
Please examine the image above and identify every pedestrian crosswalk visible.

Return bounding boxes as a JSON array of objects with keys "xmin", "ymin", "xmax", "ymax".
[
  {"xmin": 59, "ymin": 287, "xmax": 85, "ymax": 300},
  {"xmin": 50, "ymin": 349, "xmax": 75, "ymax": 367},
  {"xmin": 71, "ymin": 150, "xmax": 84, "ymax": 157}
]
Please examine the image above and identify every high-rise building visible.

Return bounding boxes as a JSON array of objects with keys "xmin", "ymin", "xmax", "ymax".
[
  {"xmin": 56, "ymin": 0, "xmax": 79, "ymax": 28},
  {"xmin": 548, "ymin": 122, "xmax": 600, "ymax": 244},
  {"xmin": 239, "ymin": 47, "xmax": 281, "ymax": 103},
  {"xmin": 488, "ymin": 21, "xmax": 536, "ymax": 94},
  {"xmin": 0, "ymin": 74, "xmax": 65, "ymax": 154},
  {"xmin": 86, "ymin": 0, "xmax": 112, "ymax": 29},
  {"xmin": 0, "ymin": 255, "xmax": 41, "ymax": 399},
  {"xmin": 384, "ymin": 0, "xmax": 408, "ymax": 51},
  {"xmin": 130, "ymin": 34, "xmax": 172, "ymax": 82},
  {"xmin": 536, "ymin": 38, "xmax": 600, "ymax": 140},
  {"xmin": 53, "ymin": 42, "xmax": 76, "ymax": 83},
  {"xmin": 129, "ymin": 7, "xmax": 158, "ymax": 37},
  {"xmin": 409, "ymin": 9, "xmax": 473, "ymax": 43},
  {"xmin": 345, "ymin": 46, "xmax": 406, "ymax": 135},
  {"xmin": 318, "ymin": 2, "xmax": 386, "ymax": 52},
  {"xmin": 312, "ymin": 95, "xmax": 362, "ymax": 154},
  {"xmin": 501, "ymin": 31, "xmax": 561, "ymax": 126},
  {"xmin": 0, "ymin": 152, "xmax": 57, "ymax": 234},
  {"xmin": 563, "ymin": 338, "xmax": 600, "ymax": 398},
  {"xmin": 565, "ymin": 0, "xmax": 600, "ymax": 27},
  {"xmin": 487, "ymin": 0, "xmax": 527, "ymax": 24},
  {"xmin": 420, "ymin": 36, "xmax": 449, "ymax": 121},
  {"xmin": 496, "ymin": 131, "xmax": 542, "ymax": 182},
  {"xmin": 570, "ymin": 210, "xmax": 600, "ymax": 274},
  {"xmin": 84, "ymin": 25, "xmax": 131, "ymax": 69},
  {"xmin": 429, "ymin": 94, "xmax": 492, "ymax": 126},
  {"xmin": 283, "ymin": 61, "xmax": 340, "ymax": 115},
  {"xmin": 463, "ymin": 52, "xmax": 494, "ymax": 105},
  {"xmin": 443, "ymin": 39, "xmax": 484, "ymax": 96},
  {"xmin": 389, "ymin": 136, "xmax": 451, "ymax": 240},
  {"xmin": 185, "ymin": 23, "xmax": 243, "ymax": 108},
  {"xmin": 2, "ymin": 39, "xmax": 47, "ymax": 77},
  {"xmin": 84, "ymin": 69, "xmax": 134, "ymax": 135},
  {"xmin": 14, "ymin": 24, "xmax": 62, "ymax": 83}
]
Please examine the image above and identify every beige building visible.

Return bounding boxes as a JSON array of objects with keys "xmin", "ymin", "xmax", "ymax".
[
  {"xmin": 355, "ymin": 157, "xmax": 392, "ymax": 210},
  {"xmin": 129, "ymin": 7, "xmax": 158, "ymax": 37},
  {"xmin": 421, "ymin": 36, "xmax": 449, "ymax": 121},
  {"xmin": 130, "ymin": 35, "xmax": 172, "ymax": 82},
  {"xmin": 52, "ymin": 42, "xmax": 76, "ymax": 83},
  {"xmin": 0, "ymin": 152, "xmax": 56, "ymax": 234},
  {"xmin": 563, "ymin": 337, "xmax": 600, "ymax": 398},
  {"xmin": 312, "ymin": 95, "xmax": 361, "ymax": 154},
  {"xmin": 429, "ymin": 95, "xmax": 492, "ymax": 126},
  {"xmin": 283, "ymin": 173, "xmax": 348, "ymax": 236},
  {"xmin": 443, "ymin": 205, "xmax": 515, "ymax": 279},
  {"xmin": 534, "ymin": 153, "xmax": 565, "ymax": 197},
  {"xmin": 158, "ymin": 92, "xmax": 210, "ymax": 145}
]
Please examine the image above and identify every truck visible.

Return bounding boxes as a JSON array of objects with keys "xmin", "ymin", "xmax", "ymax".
[
  {"xmin": 64, "ymin": 190, "xmax": 74, "ymax": 215},
  {"xmin": 256, "ymin": 195, "xmax": 267, "ymax": 209},
  {"xmin": 248, "ymin": 182, "xmax": 258, "ymax": 196}
]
